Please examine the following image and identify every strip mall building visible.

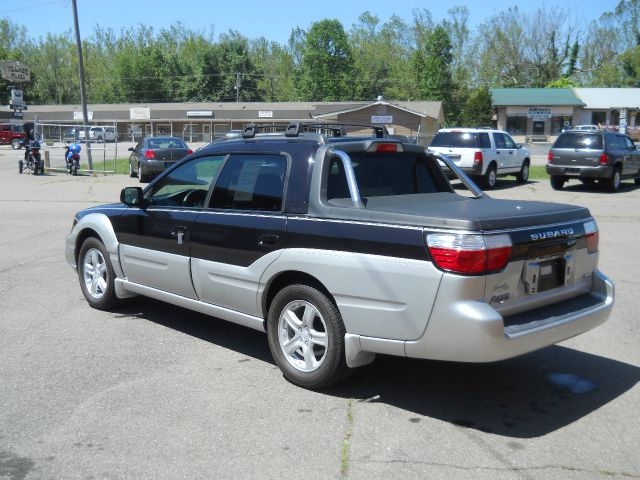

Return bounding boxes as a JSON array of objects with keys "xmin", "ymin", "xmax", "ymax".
[{"xmin": 491, "ymin": 88, "xmax": 640, "ymax": 142}]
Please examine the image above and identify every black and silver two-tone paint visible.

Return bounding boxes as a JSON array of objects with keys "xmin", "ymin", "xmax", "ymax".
[{"xmin": 66, "ymin": 126, "xmax": 614, "ymax": 389}]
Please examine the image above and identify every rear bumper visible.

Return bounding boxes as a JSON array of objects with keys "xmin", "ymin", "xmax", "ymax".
[
  {"xmin": 546, "ymin": 164, "xmax": 613, "ymax": 179},
  {"xmin": 345, "ymin": 271, "xmax": 614, "ymax": 367},
  {"xmin": 141, "ymin": 159, "xmax": 177, "ymax": 175}
]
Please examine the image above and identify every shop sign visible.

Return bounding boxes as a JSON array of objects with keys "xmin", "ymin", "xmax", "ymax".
[
  {"xmin": 130, "ymin": 107, "xmax": 150, "ymax": 120},
  {"xmin": 371, "ymin": 115, "xmax": 393, "ymax": 124},
  {"xmin": 73, "ymin": 111, "xmax": 93, "ymax": 121},
  {"xmin": 527, "ymin": 107, "xmax": 552, "ymax": 120},
  {"xmin": 0, "ymin": 60, "xmax": 31, "ymax": 82},
  {"xmin": 258, "ymin": 110, "xmax": 273, "ymax": 118},
  {"xmin": 187, "ymin": 110, "xmax": 213, "ymax": 117},
  {"xmin": 10, "ymin": 88, "xmax": 25, "ymax": 110}
]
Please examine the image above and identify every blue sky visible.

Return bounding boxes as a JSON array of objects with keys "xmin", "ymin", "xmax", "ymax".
[{"xmin": 2, "ymin": 0, "xmax": 617, "ymax": 44}]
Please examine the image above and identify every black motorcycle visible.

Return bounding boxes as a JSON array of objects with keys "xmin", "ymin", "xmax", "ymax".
[{"xmin": 19, "ymin": 140, "xmax": 44, "ymax": 175}]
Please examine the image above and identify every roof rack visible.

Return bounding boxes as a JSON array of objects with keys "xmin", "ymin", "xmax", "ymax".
[
  {"xmin": 242, "ymin": 122, "xmax": 389, "ymax": 139},
  {"xmin": 285, "ymin": 122, "xmax": 388, "ymax": 138}
]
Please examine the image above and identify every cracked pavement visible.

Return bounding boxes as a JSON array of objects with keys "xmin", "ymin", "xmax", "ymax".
[{"xmin": 0, "ymin": 145, "xmax": 638, "ymax": 480}]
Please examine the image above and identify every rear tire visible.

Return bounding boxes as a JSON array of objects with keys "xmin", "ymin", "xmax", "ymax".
[
  {"xmin": 77, "ymin": 237, "xmax": 120, "ymax": 310},
  {"xmin": 605, "ymin": 166, "xmax": 621, "ymax": 192},
  {"xmin": 516, "ymin": 160, "xmax": 529, "ymax": 184},
  {"xmin": 267, "ymin": 284, "xmax": 350, "ymax": 389},
  {"xmin": 138, "ymin": 164, "xmax": 147, "ymax": 183},
  {"xmin": 550, "ymin": 175, "xmax": 565, "ymax": 190},
  {"xmin": 483, "ymin": 163, "xmax": 497, "ymax": 189}
]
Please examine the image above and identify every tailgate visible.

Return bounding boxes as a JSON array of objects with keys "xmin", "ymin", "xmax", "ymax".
[{"xmin": 483, "ymin": 219, "xmax": 598, "ymax": 317}]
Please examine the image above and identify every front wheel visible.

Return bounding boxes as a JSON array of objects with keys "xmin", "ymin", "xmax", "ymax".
[
  {"xmin": 550, "ymin": 175, "xmax": 565, "ymax": 190},
  {"xmin": 72, "ymin": 166, "xmax": 78, "ymax": 176},
  {"xmin": 77, "ymin": 237, "xmax": 120, "ymax": 310},
  {"xmin": 267, "ymin": 284, "xmax": 350, "ymax": 389},
  {"xmin": 11, "ymin": 138, "xmax": 21, "ymax": 150},
  {"xmin": 516, "ymin": 160, "xmax": 529, "ymax": 184}
]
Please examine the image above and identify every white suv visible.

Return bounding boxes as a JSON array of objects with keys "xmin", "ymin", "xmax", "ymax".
[
  {"xmin": 78, "ymin": 126, "xmax": 116, "ymax": 142},
  {"xmin": 428, "ymin": 128, "xmax": 531, "ymax": 189}
]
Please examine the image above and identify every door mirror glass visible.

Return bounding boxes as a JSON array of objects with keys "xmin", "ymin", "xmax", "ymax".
[
  {"xmin": 128, "ymin": 147, "xmax": 135, "ymax": 152},
  {"xmin": 121, "ymin": 186, "xmax": 143, "ymax": 206}
]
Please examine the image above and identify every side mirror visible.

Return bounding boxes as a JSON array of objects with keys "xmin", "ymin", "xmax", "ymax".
[
  {"xmin": 516, "ymin": 143, "xmax": 523, "ymax": 149},
  {"xmin": 120, "ymin": 186, "xmax": 144, "ymax": 207},
  {"xmin": 128, "ymin": 147, "xmax": 135, "ymax": 152}
]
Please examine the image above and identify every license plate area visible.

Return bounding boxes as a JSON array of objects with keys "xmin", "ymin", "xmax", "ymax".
[
  {"xmin": 523, "ymin": 256, "xmax": 569, "ymax": 295},
  {"xmin": 565, "ymin": 167, "xmax": 580, "ymax": 175}
]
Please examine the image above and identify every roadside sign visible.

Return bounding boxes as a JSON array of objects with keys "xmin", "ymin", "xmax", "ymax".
[
  {"xmin": 73, "ymin": 111, "xmax": 93, "ymax": 121},
  {"xmin": 0, "ymin": 60, "xmax": 31, "ymax": 82},
  {"xmin": 10, "ymin": 88, "xmax": 26, "ymax": 110}
]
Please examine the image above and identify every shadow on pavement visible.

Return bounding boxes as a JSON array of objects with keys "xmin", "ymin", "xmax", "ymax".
[{"xmin": 114, "ymin": 297, "xmax": 639, "ymax": 439}]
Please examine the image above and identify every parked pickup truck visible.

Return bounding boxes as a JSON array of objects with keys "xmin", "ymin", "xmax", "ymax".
[{"xmin": 65, "ymin": 123, "xmax": 614, "ymax": 389}]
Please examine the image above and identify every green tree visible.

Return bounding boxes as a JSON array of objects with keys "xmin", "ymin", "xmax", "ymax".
[
  {"xmin": 412, "ymin": 25, "xmax": 453, "ymax": 105},
  {"xmin": 300, "ymin": 19, "xmax": 354, "ymax": 101},
  {"xmin": 460, "ymin": 87, "xmax": 493, "ymax": 127}
]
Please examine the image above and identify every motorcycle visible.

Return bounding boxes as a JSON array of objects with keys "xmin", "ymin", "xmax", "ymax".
[
  {"xmin": 65, "ymin": 143, "xmax": 81, "ymax": 176},
  {"xmin": 19, "ymin": 140, "xmax": 44, "ymax": 175}
]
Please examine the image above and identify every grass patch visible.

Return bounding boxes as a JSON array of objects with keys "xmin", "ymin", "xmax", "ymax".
[
  {"xmin": 340, "ymin": 399, "xmax": 354, "ymax": 477},
  {"xmin": 80, "ymin": 157, "xmax": 131, "ymax": 174},
  {"xmin": 529, "ymin": 165, "xmax": 549, "ymax": 180}
]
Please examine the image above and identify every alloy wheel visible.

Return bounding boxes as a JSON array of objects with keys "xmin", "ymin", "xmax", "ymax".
[
  {"xmin": 82, "ymin": 248, "xmax": 108, "ymax": 300},
  {"xmin": 277, "ymin": 300, "xmax": 328, "ymax": 372}
]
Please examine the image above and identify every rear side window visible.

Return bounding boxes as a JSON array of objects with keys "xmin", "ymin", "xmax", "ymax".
[
  {"xmin": 211, "ymin": 154, "xmax": 287, "ymax": 211},
  {"xmin": 479, "ymin": 133, "xmax": 491, "ymax": 148},
  {"xmin": 430, "ymin": 132, "xmax": 479, "ymax": 148},
  {"xmin": 554, "ymin": 133, "xmax": 603, "ymax": 150},
  {"xmin": 327, "ymin": 153, "xmax": 447, "ymax": 199}
]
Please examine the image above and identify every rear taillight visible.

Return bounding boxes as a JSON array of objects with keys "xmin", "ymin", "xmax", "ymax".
[
  {"xmin": 584, "ymin": 220, "xmax": 599, "ymax": 254},
  {"xmin": 473, "ymin": 151, "xmax": 483, "ymax": 166},
  {"xmin": 426, "ymin": 233, "xmax": 512, "ymax": 275},
  {"xmin": 186, "ymin": 149, "xmax": 193, "ymax": 155},
  {"xmin": 31, "ymin": 148, "xmax": 38, "ymax": 154},
  {"xmin": 72, "ymin": 154, "xmax": 79, "ymax": 160},
  {"xmin": 599, "ymin": 153, "xmax": 609, "ymax": 165},
  {"xmin": 548, "ymin": 151, "xmax": 553, "ymax": 162},
  {"xmin": 145, "ymin": 150, "xmax": 156, "ymax": 159}
]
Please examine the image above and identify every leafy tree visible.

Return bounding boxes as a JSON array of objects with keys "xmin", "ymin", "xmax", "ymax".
[
  {"xmin": 460, "ymin": 87, "xmax": 493, "ymax": 127},
  {"xmin": 412, "ymin": 25, "xmax": 453, "ymax": 106},
  {"xmin": 300, "ymin": 19, "xmax": 354, "ymax": 101}
]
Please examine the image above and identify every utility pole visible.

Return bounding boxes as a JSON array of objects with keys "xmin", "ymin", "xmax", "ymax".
[
  {"xmin": 71, "ymin": 0, "xmax": 93, "ymax": 170},
  {"xmin": 235, "ymin": 71, "xmax": 241, "ymax": 102}
]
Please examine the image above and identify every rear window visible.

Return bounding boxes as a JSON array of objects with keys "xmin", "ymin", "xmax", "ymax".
[
  {"xmin": 554, "ymin": 133, "xmax": 603, "ymax": 150},
  {"xmin": 327, "ymin": 153, "xmax": 448, "ymax": 199},
  {"xmin": 431, "ymin": 132, "xmax": 481, "ymax": 148}
]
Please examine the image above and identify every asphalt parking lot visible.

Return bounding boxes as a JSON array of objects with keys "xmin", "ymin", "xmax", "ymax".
[{"xmin": 0, "ymin": 145, "xmax": 638, "ymax": 480}]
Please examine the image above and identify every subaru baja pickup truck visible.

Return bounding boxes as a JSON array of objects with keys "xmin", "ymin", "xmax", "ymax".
[{"xmin": 66, "ymin": 123, "xmax": 614, "ymax": 389}]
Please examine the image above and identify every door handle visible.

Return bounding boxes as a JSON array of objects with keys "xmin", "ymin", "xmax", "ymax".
[
  {"xmin": 496, "ymin": 151, "xmax": 501, "ymax": 154},
  {"xmin": 171, "ymin": 226, "xmax": 187, "ymax": 245},
  {"xmin": 258, "ymin": 233, "xmax": 279, "ymax": 246}
]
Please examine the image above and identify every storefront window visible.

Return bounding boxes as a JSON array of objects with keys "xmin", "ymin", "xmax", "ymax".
[
  {"xmin": 506, "ymin": 116, "xmax": 527, "ymax": 135},
  {"xmin": 592, "ymin": 111, "xmax": 607, "ymax": 126},
  {"xmin": 551, "ymin": 116, "xmax": 571, "ymax": 135}
]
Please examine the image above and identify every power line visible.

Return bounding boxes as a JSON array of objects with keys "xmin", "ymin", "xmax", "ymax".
[{"xmin": 0, "ymin": 0, "xmax": 67, "ymax": 15}]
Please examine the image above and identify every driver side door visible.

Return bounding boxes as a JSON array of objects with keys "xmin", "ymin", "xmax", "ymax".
[{"xmin": 118, "ymin": 155, "xmax": 225, "ymax": 299}]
